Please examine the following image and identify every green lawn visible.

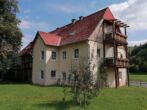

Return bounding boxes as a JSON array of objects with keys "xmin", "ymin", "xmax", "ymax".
[
  {"xmin": 130, "ymin": 74, "xmax": 147, "ymax": 82},
  {"xmin": 0, "ymin": 84, "xmax": 147, "ymax": 110}
]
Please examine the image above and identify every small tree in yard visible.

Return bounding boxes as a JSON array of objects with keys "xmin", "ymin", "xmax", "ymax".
[
  {"xmin": 68, "ymin": 58, "xmax": 96, "ymax": 107},
  {"xmin": 62, "ymin": 58, "xmax": 107, "ymax": 107}
]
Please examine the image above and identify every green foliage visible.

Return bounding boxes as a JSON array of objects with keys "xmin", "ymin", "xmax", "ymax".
[
  {"xmin": 68, "ymin": 59, "xmax": 96, "ymax": 107},
  {"xmin": 0, "ymin": 0, "xmax": 22, "ymax": 74},
  {"xmin": 96, "ymin": 59, "xmax": 107, "ymax": 88},
  {"xmin": 64, "ymin": 58, "xmax": 108, "ymax": 107},
  {"xmin": 129, "ymin": 43, "xmax": 147, "ymax": 73}
]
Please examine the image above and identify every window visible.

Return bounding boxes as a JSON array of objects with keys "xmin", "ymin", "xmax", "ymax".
[
  {"xmin": 52, "ymin": 51, "xmax": 56, "ymax": 60},
  {"xmin": 41, "ymin": 51, "xmax": 44, "ymax": 60},
  {"xmin": 97, "ymin": 49, "xmax": 100, "ymax": 57},
  {"xmin": 74, "ymin": 49, "xmax": 79, "ymax": 58},
  {"xmin": 62, "ymin": 72, "xmax": 66, "ymax": 80},
  {"xmin": 120, "ymin": 54, "xmax": 123, "ymax": 59},
  {"xmin": 51, "ymin": 70, "xmax": 56, "ymax": 78},
  {"xmin": 63, "ymin": 51, "xmax": 66, "ymax": 60},
  {"xmin": 40, "ymin": 70, "xmax": 44, "ymax": 79}
]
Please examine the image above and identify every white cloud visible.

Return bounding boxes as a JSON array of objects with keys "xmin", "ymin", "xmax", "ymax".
[
  {"xmin": 20, "ymin": 20, "xmax": 31, "ymax": 29},
  {"xmin": 20, "ymin": 19, "xmax": 50, "ymax": 49},
  {"xmin": 23, "ymin": 9, "xmax": 31, "ymax": 14},
  {"xmin": 20, "ymin": 19, "xmax": 49, "ymax": 31},
  {"xmin": 110, "ymin": 0, "xmax": 147, "ymax": 31},
  {"xmin": 49, "ymin": 3, "xmax": 86, "ymax": 14},
  {"xmin": 128, "ymin": 39, "xmax": 147, "ymax": 46}
]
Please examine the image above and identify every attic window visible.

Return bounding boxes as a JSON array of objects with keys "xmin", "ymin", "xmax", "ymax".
[{"xmin": 69, "ymin": 32, "xmax": 76, "ymax": 36}]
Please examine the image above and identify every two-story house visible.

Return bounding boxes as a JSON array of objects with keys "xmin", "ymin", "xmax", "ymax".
[{"xmin": 24, "ymin": 7, "xmax": 129, "ymax": 88}]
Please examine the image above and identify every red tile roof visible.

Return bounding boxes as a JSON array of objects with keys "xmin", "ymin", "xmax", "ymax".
[
  {"xmin": 19, "ymin": 42, "xmax": 33, "ymax": 56},
  {"xmin": 38, "ymin": 7, "xmax": 114, "ymax": 46},
  {"xmin": 38, "ymin": 31, "xmax": 61, "ymax": 46},
  {"xmin": 20, "ymin": 7, "xmax": 115, "ymax": 56}
]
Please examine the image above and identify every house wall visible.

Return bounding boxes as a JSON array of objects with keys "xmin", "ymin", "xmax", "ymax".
[
  {"xmin": 105, "ymin": 45, "xmax": 114, "ymax": 58},
  {"xmin": 107, "ymin": 68, "xmax": 116, "ymax": 88},
  {"xmin": 44, "ymin": 46, "xmax": 59, "ymax": 85},
  {"xmin": 117, "ymin": 46, "xmax": 126, "ymax": 59},
  {"xmin": 32, "ymin": 37, "xmax": 89, "ymax": 85},
  {"xmin": 32, "ymin": 36, "xmax": 46, "ymax": 85},
  {"xmin": 59, "ymin": 42, "xmax": 89, "ymax": 81},
  {"xmin": 88, "ymin": 21, "xmax": 104, "ymax": 80},
  {"xmin": 45, "ymin": 41, "xmax": 89, "ymax": 85},
  {"xmin": 118, "ymin": 68, "xmax": 127, "ymax": 87},
  {"xmin": 88, "ymin": 41, "xmax": 103, "ymax": 79}
]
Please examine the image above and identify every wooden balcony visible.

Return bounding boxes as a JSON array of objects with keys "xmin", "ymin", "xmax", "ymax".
[
  {"xmin": 116, "ymin": 58, "xmax": 129, "ymax": 68},
  {"xmin": 104, "ymin": 32, "xmax": 127, "ymax": 45},
  {"xmin": 105, "ymin": 57, "xmax": 129, "ymax": 68}
]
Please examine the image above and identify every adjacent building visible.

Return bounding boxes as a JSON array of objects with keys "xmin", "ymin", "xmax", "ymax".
[{"xmin": 18, "ymin": 42, "xmax": 33, "ymax": 82}]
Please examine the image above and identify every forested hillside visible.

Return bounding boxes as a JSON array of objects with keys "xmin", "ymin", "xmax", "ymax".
[{"xmin": 129, "ymin": 43, "xmax": 147, "ymax": 73}]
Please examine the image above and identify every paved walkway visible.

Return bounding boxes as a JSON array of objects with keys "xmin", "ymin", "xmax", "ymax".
[{"xmin": 130, "ymin": 81, "xmax": 147, "ymax": 87}]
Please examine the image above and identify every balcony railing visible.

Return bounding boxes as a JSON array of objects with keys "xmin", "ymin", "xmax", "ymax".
[
  {"xmin": 116, "ymin": 58, "xmax": 129, "ymax": 67},
  {"xmin": 104, "ymin": 32, "xmax": 127, "ymax": 44},
  {"xmin": 105, "ymin": 57, "xmax": 128, "ymax": 68}
]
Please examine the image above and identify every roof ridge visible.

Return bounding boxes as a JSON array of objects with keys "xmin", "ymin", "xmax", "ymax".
[{"xmin": 49, "ymin": 7, "xmax": 108, "ymax": 34}]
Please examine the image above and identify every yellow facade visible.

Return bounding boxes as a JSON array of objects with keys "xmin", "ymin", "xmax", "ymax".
[{"xmin": 32, "ymin": 22, "xmax": 128, "ymax": 88}]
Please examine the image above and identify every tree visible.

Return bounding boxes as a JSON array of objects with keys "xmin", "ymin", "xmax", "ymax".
[
  {"xmin": 68, "ymin": 58, "xmax": 96, "ymax": 107},
  {"xmin": 129, "ymin": 43, "xmax": 147, "ymax": 73},
  {"xmin": 0, "ymin": 0, "xmax": 22, "ymax": 77},
  {"xmin": 62, "ymin": 57, "xmax": 108, "ymax": 107}
]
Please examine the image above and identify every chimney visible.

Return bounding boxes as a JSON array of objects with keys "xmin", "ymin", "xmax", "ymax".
[
  {"xmin": 71, "ymin": 19, "xmax": 77, "ymax": 24},
  {"xmin": 79, "ymin": 16, "xmax": 84, "ymax": 20}
]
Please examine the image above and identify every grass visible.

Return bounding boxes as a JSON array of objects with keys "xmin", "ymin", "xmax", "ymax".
[
  {"xmin": 0, "ymin": 84, "xmax": 147, "ymax": 110},
  {"xmin": 130, "ymin": 73, "xmax": 147, "ymax": 82}
]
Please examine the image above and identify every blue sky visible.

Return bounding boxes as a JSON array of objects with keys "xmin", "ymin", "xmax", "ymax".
[{"xmin": 17, "ymin": 0, "xmax": 147, "ymax": 48}]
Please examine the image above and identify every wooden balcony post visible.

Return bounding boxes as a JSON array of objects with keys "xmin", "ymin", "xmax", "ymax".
[
  {"xmin": 113, "ymin": 21, "xmax": 117, "ymax": 66},
  {"xmin": 103, "ymin": 22, "xmax": 106, "ymax": 59}
]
